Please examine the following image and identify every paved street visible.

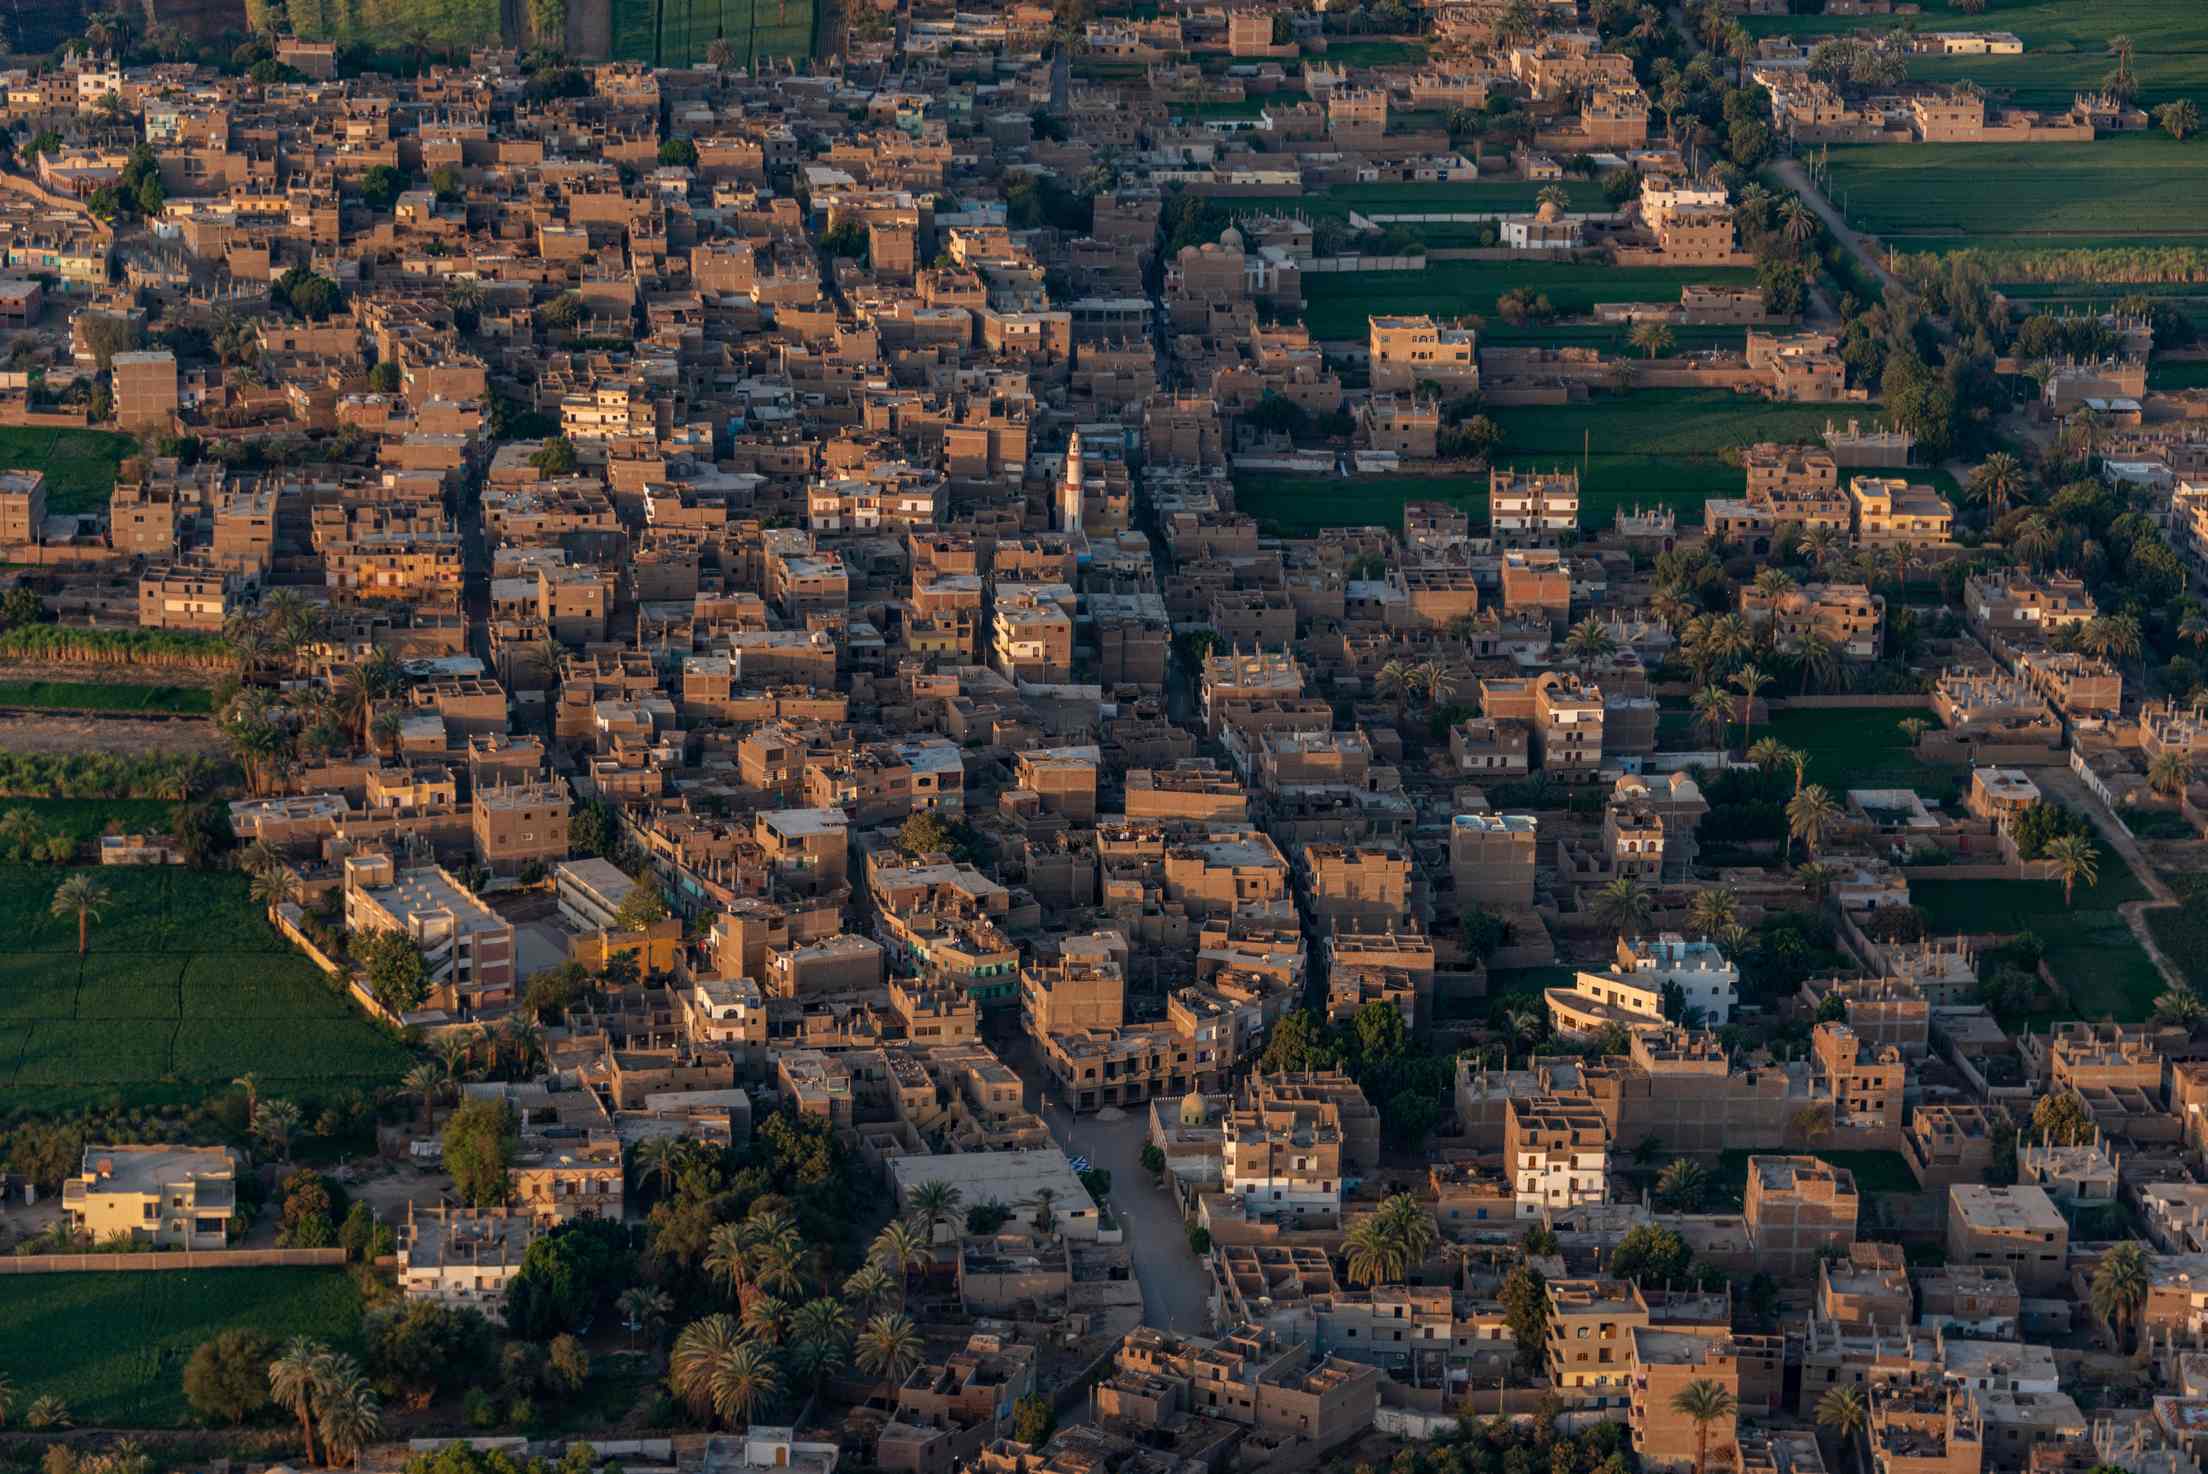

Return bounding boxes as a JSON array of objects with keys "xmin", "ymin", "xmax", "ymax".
[{"xmin": 1002, "ymin": 1034, "xmax": 1215, "ymax": 1333}]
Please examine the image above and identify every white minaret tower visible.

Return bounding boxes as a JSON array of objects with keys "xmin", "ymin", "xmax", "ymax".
[{"xmin": 1059, "ymin": 430, "xmax": 1085, "ymax": 534}]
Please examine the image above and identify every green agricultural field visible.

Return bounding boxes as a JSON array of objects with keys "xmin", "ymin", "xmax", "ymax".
[
  {"xmin": 1708, "ymin": 1149, "xmax": 1918, "ymax": 1210},
  {"xmin": 0, "ymin": 1269, "xmax": 363, "ymax": 1427},
  {"xmin": 608, "ymin": 0, "xmax": 818, "ymax": 64},
  {"xmin": 1910, "ymin": 870, "xmax": 2162, "ymax": 1022},
  {"xmin": 1234, "ymin": 393, "xmax": 1931, "ymax": 533},
  {"xmin": 0, "ymin": 681, "xmax": 213, "ymax": 714},
  {"xmin": 0, "ymin": 427, "xmax": 139, "ymax": 517},
  {"xmin": 2145, "ymin": 900, "xmax": 2208, "ymax": 993},
  {"xmin": 1820, "ymin": 138, "xmax": 2208, "ymax": 252},
  {"xmin": 1743, "ymin": 0, "xmax": 2208, "ymax": 54},
  {"xmin": 0, "ymin": 797, "xmax": 179, "ymax": 850},
  {"xmin": 1756, "ymin": 708, "xmax": 1963, "ymax": 794},
  {"xmin": 0, "ymin": 865, "xmax": 414, "ymax": 1114},
  {"xmin": 1323, "ymin": 39, "xmax": 1430, "ymax": 67},
  {"xmin": 1297, "ymin": 261, "xmax": 1759, "ymax": 340},
  {"xmin": 2150, "ymin": 359, "xmax": 2208, "ymax": 391}
]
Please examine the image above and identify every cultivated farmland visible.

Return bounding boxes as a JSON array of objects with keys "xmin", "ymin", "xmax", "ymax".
[
  {"xmin": 0, "ymin": 865, "xmax": 415, "ymax": 1114},
  {"xmin": 1234, "ymin": 392, "xmax": 1926, "ymax": 533},
  {"xmin": 0, "ymin": 427, "xmax": 139, "ymax": 517},
  {"xmin": 1820, "ymin": 138, "xmax": 2208, "ymax": 253},
  {"xmin": 0, "ymin": 1269, "xmax": 364, "ymax": 1427},
  {"xmin": 1297, "ymin": 261, "xmax": 1759, "ymax": 340},
  {"xmin": 1910, "ymin": 869, "xmax": 2162, "ymax": 1023}
]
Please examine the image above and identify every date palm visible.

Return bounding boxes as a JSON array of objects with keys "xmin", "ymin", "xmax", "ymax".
[
  {"xmin": 854, "ymin": 1311, "xmax": 923, "ymax": 1392},
  {"xmin": 705, "ymin": 1222, "xmax": 754, "ymax": 1302},
  {"xmin": 1593, "ymin": 875, "xmax": 1653, "ymax": 937},
  {"xmin": 1672, "ymin": 1379, "xmax": 1737, "ymax": 1474},
  {"xmin": 1752, "ymin": 567, "xmax": 1797, "ymax": 599},
  {"xmin": 1816, "ymin": 1385, "xmax": 1867, "ymax": 1474},
  {"xmin": 711, "ymin": 1340, "xmax": 782, "ymax": 1427},
  {"xmin": 50, "ymin": 874, "xmax": 111, "ymax": 955},
  {"xmin": 1693, "ymin": 684, "xmax": 1733, "ymax": 749},
  {"xmin": 314, "ymin": 1357, "xmax": 380, "ymax": 1467},
  {"xmin": 2092, "ymin": 1239, "xmax": 2150, "ymax": 1354},
  {"xmin": 618, "ymin": 1286, "xmax": 673, "ymax": 1351},
  {"xmin": 749, "ymin": 1239, "xmax": 805, "ymax": 1299},
  {"xmin": 255, "ymin": 1098, "xmax": 302, "ymax": 1163},
  {"xmin": 791, "ymin": 1297, "xmax": 852, "ymax": 1377},
  {"xmin": 2045, "ymin": 833, "xmax": 2099, "ymax": 907},
  {"xmin": 670, "ymin": 1314, "xmax": 747, "ymax": 1422},
  {"xmin": 741, "ymin": 1293, "xmax": 791, "ymax": 1346},
  {"xmin": 1343, "ymin": 1217, "xmax": 1408, "ymax": 1287},
  {"xmin": 906, "ymin": 1180, "xmax": 963, "ymax": 1243},
  {"xmin": 2150, "ymin": 750, "xmax": 2193, "ymax": 797},
  {"xmin": 1376, "ymin": 1192, "xmax": 1438, "ymax": 1264},
  {"xmin": 1729, "ymin": 664, "xmax": 1770, "ymax": 747},
  {"xmin": 1785, "ymin": 785, "xmax": 1840, "ymax": 862},
  {"xmin": 1686, "ymin": 887, "xmax": 1737, "ymax": 937},
  {"xmin": 1656, "ymin": 1157, "xmax": 1708, "ymax": 1211},
  {"xmin": 1565, "ymin": 615, "xmax": 1615, "ymax": 662},
  {"xmin": 872, "ymin": 1217, "xmax": 929, "ymax": 1298},
  {"xmin": 1967, "ymin": 452, "xmax": 2030, "ymax": 519},
  {"xmin": 842, "ymin": 1261, "xmax": 896, "ymax": 1317},
  {"xmin": 269, "ymin": 1337, "xmax": 329, "ymax": 1466}
]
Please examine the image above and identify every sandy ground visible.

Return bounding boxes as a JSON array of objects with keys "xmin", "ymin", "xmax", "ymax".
[
  {"xmin": 0, "ymin": 660, "xmax": 228, "ymax": 688},
  {"xmin": 0, "ymin": 710, "xmax": 225, "ymax": 758}
]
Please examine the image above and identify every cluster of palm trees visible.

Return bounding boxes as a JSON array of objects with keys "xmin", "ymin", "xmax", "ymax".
[
  {"xmin": 219, "ymin": 636, "xmax": 409, "ymax": 795},
  {"xmin": 270, "ymin": 1337, "xmax": 380, "ymax": 1468},
  {"xmin": 395, "ymin": 1022, "xmax": 548, "ymax": 1126},
  {"xmin": 1341, "ymin": 1193, "xmax": 1440, "ymax": 1287},
  {"xmin": 0, "ymin": 1379, "xmax": 73, "ymax": 1430},
  {"xmin": 1375, "ymin": 658, "xmax": 1458, "ymax": 708},
  {"xmin": 664, "ymin": 1185, "xmax": 980, "ymax": 1431}
]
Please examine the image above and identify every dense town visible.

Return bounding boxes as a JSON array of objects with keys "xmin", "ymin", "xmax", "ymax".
[{"xmin": 0, "ymin": 4, "xmax": 2205, "ymax": 1474}]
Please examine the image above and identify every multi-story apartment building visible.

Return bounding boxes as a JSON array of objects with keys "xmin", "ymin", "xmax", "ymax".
[
  {"xmin": 1505, "ymin": 1091, "xmax": 1609, "ymax": 1216},
  {"xmin": 1221, "ymin": 1093, "xmax": 1347, "ymax": 1226},
  {"xmin": 1739, "ymin": 581, "xmax": 1884, "ymax": 660},
  {"xmin": 1490, "ymin": 468, "xmax": 1580, "ymax": 544},
  {"xmin": 1945, "ymin": 1185, "xmax": 2068, "ymax": 1293},
  {"xmin": 1744, "ymin": 1156, "xmax": 1858, "ymax": 1281},
  {"xmin": 341, "ymin": 853, "xmax": 516, "ymax": 1009},
  {"xmin": 396, "ymin": 1203, "xmax": 540, "ymax": 1322},
  {"xmin": 1367, "ymin": 315, "xmax": 1480, "ymax": 394},
  {"xmin": 1532, "ymin": 670, "xmax": 1604, "ymax": 777},
  {"xmin": 1812, "ymin": 1022, "xmax": 1905, "ymax": 1127},
  {"xmin": 1850, "ymin": 476, "xmax": 1955, "ymax": 545}
]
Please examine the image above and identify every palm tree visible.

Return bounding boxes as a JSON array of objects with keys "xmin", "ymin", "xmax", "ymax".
[
  {"xmin": 1729, "ymin": 665, "xmax": 1770, "ymax": 747},
  {"xmin": 632, "ymin": 1136, "xmax": 684, "ymax": 1199},
  {"xmin": 842, "ymin": 1261, "xmax": 896, "ymax": 1317},
  {"xmin": 710, "ymin": 1341, "xmax": 781, "ymax": 1427},
  {"xmin": 269, "ymin": 1337, "xmax": 329, "ymax": 1467},
  {"xmin": 1671, "ymin": 1379, "xmax": 1738, "ymax": 1474},
  {"xmin": 1752, "ymin": 567, "xmax": 1797, "ymax": 599},
  {"xmin": 671, "ymin": 1314, "xmax": 747, "ymax": 1424},
  {"xmin": 1798, "ymin": 525, "xmax": 1843, "ymax": 569},
  {"xmin": 1593, "ymin": 876, "xmax": 1653, "ymax": 937},
  {"xmin": 1896, "ymin": 718, "xmax": 1930, "ymax": 749},
  {"xmin": 1797, "ymin": 862, "xmax": 1837, "ymax": 907},
  {"xmin": 1790, "ymin": 632, "xmax": 1846, "ymax": 694},
  {"xmin": 256, "ymin": 1098, "xmax": 303, "ymax": 1163},
  {"xmin": 854, "ymin": 1311, "xmax": 924, "ymax": 1392},
  {"xmin": 1376, "ymin": 1192, "xmax": 1438, "ymax": 1264},
  {"xmin": 1785, "ymin": 785, "xmax": 1840, "ymax": 862},
  {"xmin": 1686, "ymin": 888, "xmax": 1737, "ymax": 937},
  {"xmin": 618, "ymin": 1286, "xmax": 674, "ymax": 1351},
  {"xmin": 1565, "ymin": 615, "xmax": 1616, "ymax": 663},
  {"xmin": 249, "ymin": 864, "xmax": 300, "ymax": 913},
  {"xmin": 1747, "ymin": 736, "xmax": 1786, "ymax": 772},
  {"xmin": 1656, "ymin": 1157, "xmax": 1708, "ymax": 1211},
  {"xmin": 1693, "ymin": 683, "xmax": 1733, "ymax": 749},
  {"xmin": 1027, "ymin": 1185, "xmax": 1061, "ymax": 1235},
  {"xmin": 314, "ymin": 1359, "xmax": 380, "ymax": 1468},
  {"xmin": 2150, "ymin": 750, "xmax": 2194, "ymax": 797},
  {"xmin": 433, "ymin": 1030, "xmax": 477, "ymax": 1093},
  {"xmin": 1967, "ymin": 452, "xmax": 2030, "ymax": 519},
  {"xmin": 1816, "ymin": 1385, "xmax": 1867, "ymax": 1474},
  {"xmin": 791, "ymin": 1297, "xmax": 852, "ymax": 1377},
  {"xmin": 705, "ymin": 1222, "xmax": 753, "ymax": 1302},
  {"xmin": 1343, "ymin": 1217, "xmax": 1409, "ymax": 1287},
  {"xmin": 906, "ymin": 1181, "xmax": 963, "ymax": 1243},
  {"xmin": 2092, "ymin": 1240, "xmax": 2151, "ymax": 1353},
  {"xmin": 1630, "ymin": 321, "xmax": 1676, "ymax": 360},
  {"xmin": 741, "ymin": 1293, "xmax": 791, "ymax": 1346},
  {"xmin": 750, "ymin": 1240, "xmax": 805, "ymax": 1300},
  {"xmin": 2154, "ymin": 988, "xmax": 2208, "ymax": 1030},
  {"xmin": 872, "ymin": 1217, "xmax": 930, "ymax": 1299},
  {"xmin": 22, "ymin": 1397, "xmax": 69, "ymax": 1431},
  {"xmin": 50, "ymin": 875, "xmax": 111, "ymax": 955},
  {"xmin": 2045, "ymin": 833, "xmax": 2100, "ymax": 907},
  {"xmin": 1375, "ymin": 658, "xmax": 1414, "ymax": 703}
]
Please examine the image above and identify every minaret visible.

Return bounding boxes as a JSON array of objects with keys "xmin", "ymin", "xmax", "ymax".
[{"xmin": 1059, "ymin": 431, "xmax": 1085, "ymax": 535}]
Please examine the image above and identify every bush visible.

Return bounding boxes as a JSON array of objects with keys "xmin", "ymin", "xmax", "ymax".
[
  {"xmin": 182, "ymin": 1327, "xmax": 275, "ymax": 1424},
  {"xmin": 1187, "ymin": 1225, "xmax": 1211, "ymax": 1254}
]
